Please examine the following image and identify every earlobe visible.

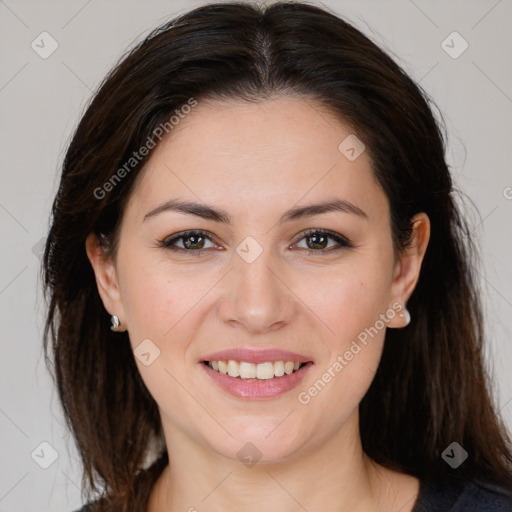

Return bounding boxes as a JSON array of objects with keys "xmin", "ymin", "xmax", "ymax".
[{"xmin": 85, "ymin": 232, "xmax": 126, "ymax": 327}]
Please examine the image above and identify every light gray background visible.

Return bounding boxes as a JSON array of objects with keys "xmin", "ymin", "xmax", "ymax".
[{"xmin": 0, "ymin": 1, "xmax": 511, "ymax": 510}]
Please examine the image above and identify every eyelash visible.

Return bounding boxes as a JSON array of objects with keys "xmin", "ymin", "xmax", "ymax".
[{"xmin": 159, "ymin": 229, "xmax": 353, "ymax": 256}]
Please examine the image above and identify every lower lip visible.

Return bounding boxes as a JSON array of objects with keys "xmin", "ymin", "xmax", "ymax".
[{"xmin": 200, "ymin": 362, "xmax": 314, "ymax": 400}]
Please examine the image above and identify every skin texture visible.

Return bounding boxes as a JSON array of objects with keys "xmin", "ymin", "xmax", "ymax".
[{"xmin": 86, "ymin": 95, "xmax": 430, "ymax": 511}]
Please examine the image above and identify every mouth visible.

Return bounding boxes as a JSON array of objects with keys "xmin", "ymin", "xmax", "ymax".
[{"xmin": 200, "ymin": 358, "xmax": 314, "ymax": 400}]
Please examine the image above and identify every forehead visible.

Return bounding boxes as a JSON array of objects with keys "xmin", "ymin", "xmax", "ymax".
[{"xmin": 124, "ymin": 95, "xmax": 388, "ymax": 224}]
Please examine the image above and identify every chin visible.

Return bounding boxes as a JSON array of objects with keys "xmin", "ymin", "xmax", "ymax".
[{"xmin": 205, "ymin": 423, "xmax": 307, "ymax": 466}]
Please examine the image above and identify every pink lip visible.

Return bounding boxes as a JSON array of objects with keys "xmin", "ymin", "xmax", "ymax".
[
  {"xmin": 201, "ymin": 361, "xmax": 314, "ymax": 400},
  {"xmin": 201, "ymin": 347, "xmax": 313, "ymax": 364}
]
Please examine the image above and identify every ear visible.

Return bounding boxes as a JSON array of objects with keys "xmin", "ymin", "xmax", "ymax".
[
  {"xmin": 85, "ymin": 232, "xmax": 127, "ymax": 329},
  {"xmin": 387, "ymin": 212, "xmax": 430, "ymax": 328}
]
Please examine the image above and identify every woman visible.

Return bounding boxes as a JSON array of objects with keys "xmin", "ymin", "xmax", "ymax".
[{"xmin": 42, "ymin": 1, "xmax": 512, "ymax": 511}]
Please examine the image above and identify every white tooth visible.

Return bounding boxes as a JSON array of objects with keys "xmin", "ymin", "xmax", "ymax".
[
  {"xmin": 227, "ymin": 360, "xmax": 240, "ymax": 377},
  {"xmin": 218, "ymin": 360, "xmax": 228, "ymax": 374},
  {"xmin": 293, "ymin": 362, "xmax": 300, "ymax": 371},
  {"xmin": 239, "ymin": 362, "xmax": 257, "ymax": 379},
  {"xmin": 211, "ymin": 360, "xmax": 219, "ymax": 371},
  {"xmin": 274, "ymin": 360, "xmax": 285, "ymax": 377},
  {"xmin": 256, "ymin": 362, "xmax": 275, "ymax": 380},
  {"xmin": 284, "ymin": 361, "xmax": 294, "ymax": 375}
]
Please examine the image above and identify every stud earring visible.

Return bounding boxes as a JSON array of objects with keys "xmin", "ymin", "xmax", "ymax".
[
  {"xmin": 398, "ymin": 307, "xmax": 411, "ymax": 326},
  {"xmin": 110, "ymin": 315, "xmax": 125, "ymax": 332}
]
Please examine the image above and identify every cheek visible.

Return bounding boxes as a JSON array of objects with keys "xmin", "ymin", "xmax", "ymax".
[
  {"xmin": 120, "ymin": 254, "xmax": 201, "ymax": 335},
  {"xmin": 123, "ymin": 270, "xmax": 175, "ymax": 337},
  {"xmin": 119, "ymin": 263, "xmax": 208, "ymax": 425},
  {"xmin": 305, "ymin": 263, "xmax": 391, "ymax": 343},
  {"xmin": 119, "ymin": 258, "xmax": 221, "ymax": 373},
  {"xmin": 299, "ymin": 262, "xmax": 391, "ymax": 399}
]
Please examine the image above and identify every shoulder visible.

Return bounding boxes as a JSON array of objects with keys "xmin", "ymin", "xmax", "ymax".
[
  {"xmin": 413, "ymin": 475, "xmax": 512, "ymax": 512},
  {"xmin": 459, "ymin": 480, "xmax": 512, "ymax": 511}
]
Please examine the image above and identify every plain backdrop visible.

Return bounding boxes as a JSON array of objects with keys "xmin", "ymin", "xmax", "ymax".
[{"xmin": 0, "ymin": 0, "xmax": 511, "ymax": 510}]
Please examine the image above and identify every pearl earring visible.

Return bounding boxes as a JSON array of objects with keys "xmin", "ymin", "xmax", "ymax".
[
  {"xmin": 398, "ymin": 308, "xmax": 411, "ymax": 326},
  {"xmin": 110, "ymin": 315, "xmax": 123, "ymax": 332}
]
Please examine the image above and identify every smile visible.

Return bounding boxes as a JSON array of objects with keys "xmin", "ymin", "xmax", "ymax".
[{"xmin": 201, "ymin": 360, "xmax": 314, "ymax": 400}]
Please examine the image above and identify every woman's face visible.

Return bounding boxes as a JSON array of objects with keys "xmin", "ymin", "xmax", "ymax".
[{"xmin": 88, "ymin": 95, "xmax": 428, "ymax": 463}]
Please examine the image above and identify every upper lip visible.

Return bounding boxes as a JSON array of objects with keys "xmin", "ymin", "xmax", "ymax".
[{"xmin": 201, "ymin": 347, "xmax": 313, "ymax": 364}]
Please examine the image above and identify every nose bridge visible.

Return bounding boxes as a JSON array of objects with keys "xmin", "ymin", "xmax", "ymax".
[{"xmin": 222, "ymin": 238, "xmax": 295, "ymax": 332}]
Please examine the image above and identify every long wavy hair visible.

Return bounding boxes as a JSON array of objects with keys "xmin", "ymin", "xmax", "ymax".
[{"xmin": 42, "ymin": 1, "xmax": 512, "ymax": 510}]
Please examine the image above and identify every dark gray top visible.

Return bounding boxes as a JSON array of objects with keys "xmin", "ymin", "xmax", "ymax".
[
  {"xmin": 412, "ymin": 475, "xmax": 512, "ymax": 511},
  {"xmin": 73, "ymin": 476, "xmax": 512, "ymax": 511}
]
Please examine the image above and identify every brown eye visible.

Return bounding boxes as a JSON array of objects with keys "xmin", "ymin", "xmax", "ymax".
[
  {"xmin": 161, "ymin": 230, "xmax": 218, "ymax": 253},
  {"xmin": 293, "ymin": 229, "xmax": 353, "ymax": 253}
]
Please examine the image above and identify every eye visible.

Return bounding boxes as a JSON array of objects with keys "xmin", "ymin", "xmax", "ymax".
[
  {"xmin": 292, "ymin": 229, "xmax": 353, "ymax": 253},
  {"xmin": 160, "ymin": 230, "xmax": 219, "ymax": 255}
]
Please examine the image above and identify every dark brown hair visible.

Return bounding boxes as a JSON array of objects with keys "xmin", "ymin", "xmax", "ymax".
[{"xmin": 42, "ymin": 1, "xmax": 512, "ymax": 510}]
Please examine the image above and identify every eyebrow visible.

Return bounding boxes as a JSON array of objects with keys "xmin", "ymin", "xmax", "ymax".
[{"xmin": 143, "ymin": 198, "xmax": 368, "ymax": 224}]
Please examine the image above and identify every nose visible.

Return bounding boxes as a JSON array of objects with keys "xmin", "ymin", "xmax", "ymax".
[{"xmin": 217, "ymin": 245, "xmax": 297, "ymax": 334}]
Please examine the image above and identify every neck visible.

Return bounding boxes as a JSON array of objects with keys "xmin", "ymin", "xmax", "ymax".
[{"xmin": 148, "ymin": 411, "xmax": 420, "ymax": 512}]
